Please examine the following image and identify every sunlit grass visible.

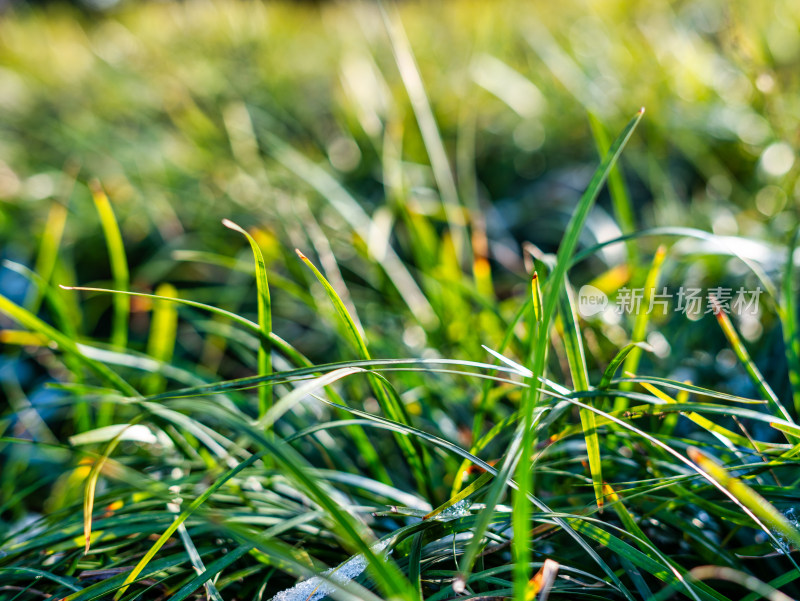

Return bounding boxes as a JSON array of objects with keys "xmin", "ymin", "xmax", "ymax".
[{"xmin": 1, "ymin": 0, "xmax": 800, "ymax": 599}]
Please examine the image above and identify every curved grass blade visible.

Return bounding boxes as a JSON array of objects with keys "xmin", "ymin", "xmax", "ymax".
[
  {"xmin": 60, "ymin": 285, "xmax": 305, "ymax": 367},
  {"xmin": 296, "ymin": 249, "xmax": 430, "ymax": 494},
  {"xmin": 481, "ymin": 108, "xmax": 645, "ymax": 598},
  {"xmin": 223, "ymin": 219, "xmax": 272, "ymax": 420},
  {"xmin": 549, "ymin": 390, "xmax": 800, "ymax": 564},
  {"xmin": 571, "ymin": 226, "xmax": 777, "ymax": 300},
  {"xmin": 598, "ymin": 342, "xmax": 651, "ymax": 389},
  {"xmin": 82, "ymin": 420, "xmax": 143, "ymax": 554},
  {"xmin": 588, "ymin": 113, "xmax": 638, "ymax": 266},
  {"xmin": 0, "ymin": 293, "xmax": 138, "ymax": 397}
]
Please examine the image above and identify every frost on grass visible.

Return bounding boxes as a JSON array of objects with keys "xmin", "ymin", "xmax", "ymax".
[
  {"xmin": 269, "ymin": 538, "xmax": 391, "ymax": 601},
  {"xmin": 433, "ymin": 499, "xmax": 472, "ymax": 521},
  {"xmin": 773, "ymin": 507, "xmax": 798, "ymax": 554}
]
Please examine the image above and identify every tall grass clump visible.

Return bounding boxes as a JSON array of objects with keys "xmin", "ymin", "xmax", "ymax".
[{"xmin": 2, "ymin": 1, "xmax": 800, "ymax": 600}]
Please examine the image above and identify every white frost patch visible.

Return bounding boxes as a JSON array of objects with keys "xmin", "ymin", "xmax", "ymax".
[
  {"xmin": 269, "ymin": 539, "xmax": 391, "ymax": 601},
  {"xmin": 433, "ymin": 500, "xmax": 472, "ymax": 522}
]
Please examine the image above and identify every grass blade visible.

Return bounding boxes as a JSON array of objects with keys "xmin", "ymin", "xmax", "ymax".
[
  {"xmin": 223, "ymin": 219, "xmax": 273, "ymax": 420},
  {"xmin": 781, "ymin": 227, "xmax": 800, "ymax": 415},
  {"xmin": 89, "ymin": 179, "xmax": 129, "ymax": 350},
  {"xmin": 0, "ymin": 293, "xmax": 137, "ymax": 397},
  {"xmin": 142, "ymin": 283, "xmax": 178, "ymax": 395},
  {"xmin": 712, "ymin": 300, "xmax": 795, "ymax": 426},
  {"xmin": 296, "ymin": 249, "xmax": 431, "ymax": 495}
]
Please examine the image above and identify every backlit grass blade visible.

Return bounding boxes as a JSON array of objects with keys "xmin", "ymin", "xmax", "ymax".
[
  {"xmin": 223, "ymin": 219, "xmax": 272, "ymax": 419},
  {"xmin": 89, "ymin": 179, "xmax": 129, "ymax": 350},
  {"xmin": 0, "ymin": 293, "xmax": 137, "ymax": 397},
  {"xmin": 550, "ymin": 391, "xmax": 799, "ymax": 560},
  {"xmin": 296, "ymin": 249, "xmax": 430, "ymax": 494},
  {"xmin": 712, "ymin": 302, "xmax": 795, "ymax": 426},
  {"xmin": 598, "ymin": 342, "xmax": 650, "ymax": 389},
  {"xmin": 687, "ymin": 446, "xmax": 800, "ymax": 551},
  {"xmin": 25, "ymin": 199, "xmax": 69, "ymax": 313},
  {"xmin": 82, "ymin": 420, "xmax": 145, "ymax": 555},
  {"xmin": 588, "ymin": 112, "xmax": 639, "ymax": 267},
  {"xmin": 60, "ymin": 285, "xmax": 305, "ymax": 367},
  {"xmin": 781, "ymin": 227, "xmax": 800, "ymax": 415},
  {"xmin": 255, "ymin": 123, "xmax": 437, "ymax": 328},
  {"xmin": 559, "ymin": 277, "xmax": 603, "ymax": 509},
  {"xmin": 380, "ymin": 2, "xmax": 467, "ymax": 266},
  {"xmin": 470, "ymin": 108, "xmax": 644, "ymax": 597},
  {"xmin": 142, "ymin": 283, "xmax": 178, "ymax": 395},
  {"xmin": 616, "ymin": 244, "xmax": 667, "ymax": 411}
]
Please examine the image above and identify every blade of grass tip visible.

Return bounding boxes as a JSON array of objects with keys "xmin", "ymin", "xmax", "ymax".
[
  {"xmin": 89, "ymin": 179, "xmax": 129, "ymax": 350},
  {"xmin": 142, "ymin": 283, "xmax": 178, "ymax": 396},
  {"xmin": 525, "ymin": 559, "xmax": 559, "ymax": 601},
  {"xmin": 616, "ymin": 244, "xmax": 667, "ymax": 411},
  {"xmin": 588, "ymin": 113, "xmax": 639, "ymax": 268},
  {"xmin": 460, "ymin": 108, "xmax": 644, "ymax": 594},
  {"xmin": 598, "ymin": 342, "xmax": 652, "ymax": 390},
  {"xmin": 0, "ymin": 293, "xmax": 138, "ymax": 397},
  {"xmin": 687, "ymin": 446, "xmax": 800, "ymax": 552},
  {"xmin": 113, "ymin": 451, "xmax": 265, "ymax": 600},
  {"xmin": 781, "ymin": 226, "xmax": 800, "ymax": 416},
  {"xmin": 711, "ymin": 297, "xmax": 795, "ymax": 427},
  {"xmin": 296, "ymin": 249, "xmax": 431, "ymax": 496},
  {"xmin": 378, "ymin": 2, "xmax": 467, "ymax": 267},
  {"xmin": 558, "ymin": 277, "xmax": 603, "ymax": 510},
  {"xmin": 222, "ymin": 219, "xmax": 272, "ymax": 420}
]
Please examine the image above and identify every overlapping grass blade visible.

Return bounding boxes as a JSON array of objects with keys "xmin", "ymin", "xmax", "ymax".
[{"xmin": 463, "ymin": 108, "xmax": 644, "ymax": 595}]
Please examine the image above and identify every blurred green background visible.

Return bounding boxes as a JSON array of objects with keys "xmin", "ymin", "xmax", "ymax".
[{"xmin": 2, "ymin": 0, "xmax": 798, "ymax": 370}]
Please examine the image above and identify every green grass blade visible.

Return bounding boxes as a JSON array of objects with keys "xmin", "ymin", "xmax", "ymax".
[
  {"xmin": 616, "ymin": 244, "xmax": 667, "ymax": 410},
  {"xmin": 59, "ymin": 285, "xmax": 305, "ymax": 367},
  {"xmin": 781, "ymin": 227, "xmax": 800, "ymax": 415},
  {"xmin": 687, "ymin": 446, "xmax": 800, "ymax": 551},
  {"xmin": 380, "ymin": 3, "xmax": 466, "ymax": 266},
  {"xmin": 223, "ymin": 219, "xmax": 272, "ymax": 420},
  {"xmin": 0, "ymin": 293, "xmax": 137, "ymax": 397},
  {"xmin": 142, "ymin": 283, "xmax": 178, "ymax": 396},
  {"xmin": 296, "ymin": 249, "xmax": 431, "ymax": 494},
  {"xmin": 112, "ymin": 451, "xmax": 265, "ymax": 600},
  {"xmin": 89, "ymin": 179, "xmax": 129, "ymax": 350},
  {"xmin": 559, "ymin": 277, "xmax": 603, "ymax": 510},
  {"xmin": 713, "ymin": 302, "xmax": 795, "ymax": 426},
  {"xmin": 598, "ymin": 342, "xmax": 651, "ymax": 389},
  {"xmin": 467, "ymin": 108, "xmax": 644, "ymax": 595},
  {"xmin": 25, "ymin": 199, "xmax": 69, "ymax": 313}
]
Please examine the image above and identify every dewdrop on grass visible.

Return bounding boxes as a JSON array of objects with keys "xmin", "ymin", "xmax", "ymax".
[{"xmin": 269, "ymin": 538, "xmax": 392, "ymax": 601}]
